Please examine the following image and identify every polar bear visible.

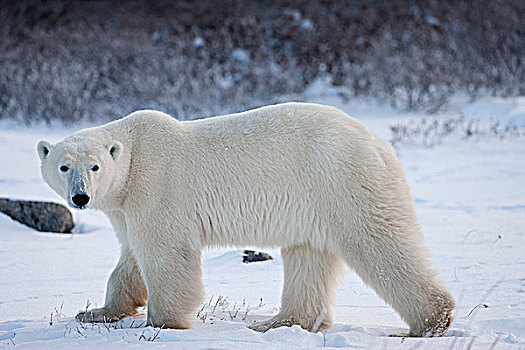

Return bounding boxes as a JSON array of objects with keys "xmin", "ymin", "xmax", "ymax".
[{"xmin": 37, "ymin": 102, "xmax": 454, "ymax": 336}]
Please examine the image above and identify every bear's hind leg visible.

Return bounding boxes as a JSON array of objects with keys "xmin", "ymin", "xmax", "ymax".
[
  {"xmin": 77, "ymin": 247, "xmax": 147, "ymax": 323},
  {"xmin": 249, "ymin": 244, "xmax": 345, "ymax": 332},
  {"xmin": 341, "ymin": 229, "xmax": 454, "ymax": 337}
]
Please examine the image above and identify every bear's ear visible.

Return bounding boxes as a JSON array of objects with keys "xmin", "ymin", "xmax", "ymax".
[
  {"xmin": 106, "ymin": 141, "xmax": 123, "ymax": 160},
  {"xmin": 37, "ymin": 140, "xmax": 52, "ymax": 161}
]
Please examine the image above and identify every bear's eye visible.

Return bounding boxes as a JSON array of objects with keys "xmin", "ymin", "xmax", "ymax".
[
  {"xmin": 91, "ymin": 165, "xmax": 100, "ymax": 172},
  {"xmin": 59, "ymin": 165, "xmax": 69, "ymax": 172}
]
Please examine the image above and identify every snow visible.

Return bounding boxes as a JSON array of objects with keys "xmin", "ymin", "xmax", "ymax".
[
  {"xmin": 231, "ymin": 49, "xmax": 251, "ymax": 64},
  {"xmin": 0, "ymin": 90, "xmax": 524, "ymax": 348},
  {"xmin": 193, "ymin": 37, "xmax": 204, "ymax": 48}
]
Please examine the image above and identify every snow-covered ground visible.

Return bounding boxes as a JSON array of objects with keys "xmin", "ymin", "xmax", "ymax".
[{"xmin": 0, "ymin": 91, "xmax": 524, "ymax": 349}]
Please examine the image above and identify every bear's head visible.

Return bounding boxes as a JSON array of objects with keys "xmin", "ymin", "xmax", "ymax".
[{"xmin": 37, "ymin": 134, "xmax": 125, "ymax": 210}]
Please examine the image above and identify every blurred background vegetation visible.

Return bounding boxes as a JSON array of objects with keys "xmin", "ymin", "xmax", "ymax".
[{"xmin": 1, "ymin": 0, "xmax": 523, "ymax": 124}]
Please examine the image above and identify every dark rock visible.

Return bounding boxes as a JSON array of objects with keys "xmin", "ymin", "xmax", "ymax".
[
  {"xmin": 243, "ymin": 250, "xmax": 273, "ymax": 264},
  {"xmin": 0, "ymin": 198, "xmax": 74, "ymax": 233}
]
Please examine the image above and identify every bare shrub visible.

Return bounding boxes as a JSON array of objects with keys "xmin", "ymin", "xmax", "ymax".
[
  {"xmin": 0, "ymin": 1, "xmax": 523, "ymax": 124},
  {"xmin": 390, "ymin": 116, "xmax": 522, "ymax": 146}
]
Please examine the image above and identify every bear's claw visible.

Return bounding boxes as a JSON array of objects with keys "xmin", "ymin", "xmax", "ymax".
[
  {"xmin": 248, "ymin": 317, "xmax": 295, "ymax": 332},
  {"xmin": 76, "ymin": 307, "xmax": 127, "ymax": 323}
]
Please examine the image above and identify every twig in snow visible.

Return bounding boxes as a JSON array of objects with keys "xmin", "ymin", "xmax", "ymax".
[
  {"xmin": 462, "ymin": 229, "xmax": 477, "ymax": 243},
  {"xmin": 8, "ymin": 333, "xmax": 15, "ymax": 346},
  {"xmin": 242, "ymin": 307, "xmax": 251, "ymax": 320},
  {"xmin": 212, "ymin": 296, "xmax": 222, "ymax": 313},
  {"xmin": 465, "ymin": 278, "xmax": 501, "ymax": 324},
  {"xmin": 196, "ymin": 304, "xmax": 205, "ymax": 318},
  {"xmin": 55, "ymin": 301, "xmax": 64, "ymax": 316},
  {"xmin": 489, "ymin": 336, "xmax": 500, "ymax": 350},
  {"xmin": 102, "ymin": 316, "xmax": 111, "ymax": 332},
  {"xmin": 75, "ymin": 327, "xmax": 86, "ymax": 338},
  {"xmin": 466, "ymin": 336, "xmax": 477, "ymax": 350},
  {"xmin": 149, "ymin": 325, "xmax": 164, "ymax": 341},
  {"xmin": 467, "ymin": 304, "xmax": 488, "ymax": 318}
]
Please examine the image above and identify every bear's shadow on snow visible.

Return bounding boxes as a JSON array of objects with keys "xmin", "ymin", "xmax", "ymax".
[
  {"xmin": 71, "ymin": 222, "xmax": 103, "ymax": 234},
  {"xmin": 0, "ymin": 320, "xmax": 26, "ymax": 332}
]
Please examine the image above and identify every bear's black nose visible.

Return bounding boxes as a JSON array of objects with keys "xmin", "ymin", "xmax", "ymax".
[{"xmin": 72, "ymin": 194, "xmax": 90, "ymax": 207}]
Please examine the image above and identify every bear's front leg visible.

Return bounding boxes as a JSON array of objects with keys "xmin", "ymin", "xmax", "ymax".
[
  {"xmin": 133, "ymin": 237, "xmax": 204, "ymax": 329},
  {"xmin": 76, "ymin": 246, "xmax": 147, "ymax": 323}
]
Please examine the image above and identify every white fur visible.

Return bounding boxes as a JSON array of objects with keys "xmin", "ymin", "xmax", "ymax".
[{"xmin": 38, "ymin": 102, "xmax": 454, "ymax": 336}]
